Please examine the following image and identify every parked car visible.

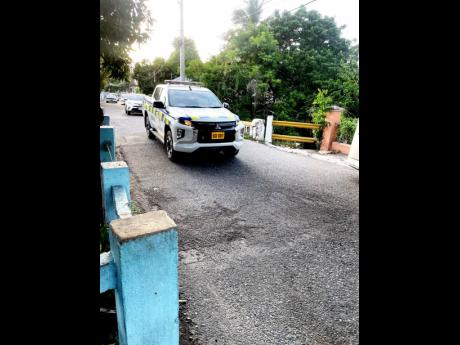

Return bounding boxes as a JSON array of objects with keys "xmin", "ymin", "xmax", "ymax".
[
  {"xmin": 142, "ymin": 81, "xmax": 244, "ymax": 161},
  {"xmin": 119, "ymin": 93, "xmax": 128, "ymax": 105},
  {"xmin": 347, "ymin": 120, "xmax": 359, "ymax": 169},
  {"xmin": 125, "ymin": 94, "xmax": 144, "ymax": 115},
  {"xmin": 105, "ymin": 93, "xmax": 118, "ymax": 103}
]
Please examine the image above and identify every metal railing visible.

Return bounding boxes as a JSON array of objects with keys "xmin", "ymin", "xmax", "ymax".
[{"xmin": 265, "ymin": 116, "xmax": 319, "ymax": 144}]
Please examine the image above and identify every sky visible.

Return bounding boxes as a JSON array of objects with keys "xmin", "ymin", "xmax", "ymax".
[{"xmin": 129, "ymin": 0, "xmax": 359, "ymax": 64}]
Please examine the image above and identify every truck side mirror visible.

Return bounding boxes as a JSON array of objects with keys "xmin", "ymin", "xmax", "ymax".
[
  {"xmin": 153, "ymin": 101, "xmax": 165, "ymax": 109},
  {"xmin": 223, "ymin": 102, "xmax": 229, "ymax": 109}
]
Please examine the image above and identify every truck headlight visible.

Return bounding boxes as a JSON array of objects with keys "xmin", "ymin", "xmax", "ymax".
[{"xmin": 179, "ymin": 117, "xmax": 193, "ymax": 127}]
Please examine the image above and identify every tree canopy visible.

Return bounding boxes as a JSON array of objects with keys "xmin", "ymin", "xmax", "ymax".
[
  {"xmin": 166, "ymin": 37, "xmax": 202, "ymax": 77},
  {"xmin": 232, "ymin": 0, "xmax": 264, "ymax": 27},
  {"xmin": 132, "ymin": 37, "xmax": 202, "ymax": 95},
  {"xmin": 128, "ymin": 7, "xmax": 359, "ymax": 129},
  {"xmin": 100, "ymin": 0, "xmax": 152, "ymax": 89}
]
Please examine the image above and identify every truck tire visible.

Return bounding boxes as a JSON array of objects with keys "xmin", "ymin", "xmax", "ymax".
[
  {"xmin": 145, "ymin": 115, "xmax": 155, "ymax": 140},
  {"xmin": 165, "ymin": 130, "xmax": 179, "ymax": 162}
]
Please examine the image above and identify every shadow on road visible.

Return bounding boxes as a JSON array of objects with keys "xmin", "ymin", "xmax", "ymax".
[{"xmin": 174, "ymin": 151, "xmax": 247, "ymax": 169}]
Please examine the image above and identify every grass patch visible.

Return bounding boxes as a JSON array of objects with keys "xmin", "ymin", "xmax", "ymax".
[{"xmin": 130, "ymin": 201, "xmax": 143, "ymax": 215}]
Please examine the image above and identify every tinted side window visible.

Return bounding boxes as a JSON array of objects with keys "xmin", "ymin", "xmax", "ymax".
[
  {"xmin": 153, "ymin": 87, "xmax": 163, "ymax": 100},
  {"xmin": 160, "ymin": 89, "xmax": 167, "ymax": 105}
]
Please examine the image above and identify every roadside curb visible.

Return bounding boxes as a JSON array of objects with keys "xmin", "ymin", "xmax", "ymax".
[{"xmin": 264, "ymin": 142, "xmax": 353, "ymax": 168}]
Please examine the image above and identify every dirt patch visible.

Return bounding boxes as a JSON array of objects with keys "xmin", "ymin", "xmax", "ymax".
[{"xmin": 179, "ymin": 295, "xmax": 200, "ymax": 345}]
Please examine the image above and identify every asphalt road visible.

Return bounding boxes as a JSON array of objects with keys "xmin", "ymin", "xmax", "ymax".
[{"xmin": 103, "ymin": 102, "xmax": 359, "ymax": 345}]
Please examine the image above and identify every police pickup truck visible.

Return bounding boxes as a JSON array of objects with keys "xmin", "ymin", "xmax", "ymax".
[{"xmin": 142, "ymin": 81, "xmax": 244, "ymax": 161}]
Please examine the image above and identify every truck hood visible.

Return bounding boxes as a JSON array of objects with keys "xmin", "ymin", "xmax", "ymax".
[
  {"xmin": 168, "ymin": 107, "xmax": 238, "ymax": 122},
  {"xmin": 127, "ymin": 101, "xmax": 143, "ymax": 107}
]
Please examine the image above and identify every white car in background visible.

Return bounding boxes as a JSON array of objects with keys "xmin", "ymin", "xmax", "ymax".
[
  {"xmin": 105, "ymin": 93, "xmax": 118, "ymax": 103},
  {"xmin": 125, "ymin": 94, "xmax": 145, "ymax": 115},
  {"xmin": 120, "ymin": 93, "xmax": 128, "ymax": 105}
]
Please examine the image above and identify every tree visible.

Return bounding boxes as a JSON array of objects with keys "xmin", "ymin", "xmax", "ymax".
[
  {"xmin": 310, "ymin": 89, "xmax": 333, "ymax": 140},
  {"xmin": 232, "ymin": 0, "xmax": 264, "ymax": 27},
  {"xmin": 266, "ymin": 9, "xmax": 356, "ymax": 119},
  {"xmin": 132, "ymin": 58, "xmax": 176, "ymax": 95},
  {"xmin": 196, "ymin": 23, "xmax": 280, "ymax": 118},
  {"xmin": 166, "ymin": 37, "xmax": 201, "ymax": 78},
  {"xmin": 100, "ymin": 0, "xmax": 152, "ymax": 88},
  {"xmin": 322, "ymin": 45, "xmax": 359, "ymax": 117}
]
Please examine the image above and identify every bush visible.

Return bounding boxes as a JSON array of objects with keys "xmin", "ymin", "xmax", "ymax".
[
  {"xmin": 311, "ymin": 89, "xmax": 333, "ymax": 140},
  {"xmin": 338, "ymin": 116, "xmax": 358, "ymax": 144}
]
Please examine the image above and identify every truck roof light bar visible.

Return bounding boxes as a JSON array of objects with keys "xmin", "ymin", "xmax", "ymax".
[{"xmin": 164, "ymin": 80, "xmax": 203, "ymax": 87}]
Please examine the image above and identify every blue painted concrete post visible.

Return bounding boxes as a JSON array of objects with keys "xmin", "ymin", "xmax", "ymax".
[
  {"xmin": 101, "ymin": 161, "xmax": 130, "ymax": 224},
  {"xmin": 100, "ymin": 126, "xmax": 115, "ymax": 162},
  {"xmin": 109, "ymin": 211, "xmax": 179, "ymax": 345},
  {"xmin": 100, "ymin": 252, "xmax": 117, "ymax": 293},
  {"xmin": 102, "ymin": 115, "xmax": 110, "ymax": 126}
]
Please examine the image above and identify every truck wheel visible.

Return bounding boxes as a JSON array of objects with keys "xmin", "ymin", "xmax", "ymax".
[
  {"xmin": 165, "ymin": 130, "xmax": 179, "ymax": 162},
  {"xmin": 127, "ymin": 110, "xmax": 131, "ymax": 115},
  {"xmin": 145, "ymin": 116, "xmax": 155, "ymax": 140}
]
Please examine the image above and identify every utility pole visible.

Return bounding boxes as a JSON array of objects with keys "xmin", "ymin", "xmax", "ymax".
[{"xmin": 179, "ymin": 0, "xmax": 185, "ymax": 81}]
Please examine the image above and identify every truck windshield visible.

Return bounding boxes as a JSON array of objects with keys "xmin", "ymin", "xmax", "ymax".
[{"xmin": 168, "ymin": 90, "xmax": 222, "ymax": 108}]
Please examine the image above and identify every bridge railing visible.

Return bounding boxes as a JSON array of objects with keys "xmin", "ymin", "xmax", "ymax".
[
  {"xmin": 100, "ymin": 116, "xmax": 179, "ymax": 345},
  {"xmin": 264, "ymin": 115, "xmax": 320, "ymax": 144}
]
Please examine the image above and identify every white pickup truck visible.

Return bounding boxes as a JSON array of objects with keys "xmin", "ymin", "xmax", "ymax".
[{"xmin": 142, "ymin": 81, "xmax": 245, "ymax": 161}]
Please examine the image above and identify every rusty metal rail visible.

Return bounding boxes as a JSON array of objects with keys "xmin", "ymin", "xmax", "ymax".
[
  {"xmin": 272, "ymin": 134, "xmax": 316, "ymax": 143},
  {"xmin": 272, "ymin": 120, "xmax": 320, "ymax": 130},
  {"xmin": 271, "ymin": 120, "xmax": 319, "ymax": 143}
]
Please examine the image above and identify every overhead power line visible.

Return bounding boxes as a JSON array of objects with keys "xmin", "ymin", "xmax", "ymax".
[
  {"xmin": 237, "ymin": 0, "xmax": 278, "ymax": 20},
  {"xmin": 287, "ymin": 0, "xmax": 318, "ymax": 13}
]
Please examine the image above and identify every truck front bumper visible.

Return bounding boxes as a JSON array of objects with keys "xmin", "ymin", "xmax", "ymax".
[
  {"xmin": 173, "ymin": 140, "xmax": 244, "ymax": 153},
  {"xmin": 173, "ymin": 123, "xmax": 244, "ymax": 153}
]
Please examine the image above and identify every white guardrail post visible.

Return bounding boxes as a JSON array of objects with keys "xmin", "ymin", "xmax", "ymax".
[{"xmin": 264, "ymin": 115, "xmax": 273, "ymax": 144}]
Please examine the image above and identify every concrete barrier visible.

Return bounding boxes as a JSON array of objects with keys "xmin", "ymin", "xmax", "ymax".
[{"xmin": 99, "ymin": 119, "xmax": 179, "ymax": 345}]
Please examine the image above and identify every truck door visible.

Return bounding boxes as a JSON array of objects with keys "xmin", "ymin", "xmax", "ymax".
[
  {"xmin": 151, "ymin": 87, "xmax": 163, "ymax": 132},
  {"xmin": 157, "ymin": 88, "xmax": 168, "ymax": 141}
]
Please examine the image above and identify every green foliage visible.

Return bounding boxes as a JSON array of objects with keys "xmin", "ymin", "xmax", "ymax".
[
  {"xmin": 106, "ymin": 80, "xmax": 130, "ymax": 92},
  {"xmin": 311, "ymin": 89, "xmax": 333, "ymax": 139},
  {"xmin": 166, "ymin": 37, "xmax": 202, "ymax": 77},
  {"xmin": 100, "ymin": 0, "xmax": 152, "ymax": 88},
  {"xmin": 266, "ymin": 9, "xmax": 356, "ymax": 121},
  {"xmin": 131, "ymin": 37, "xmax": 202, "ymax": 95},
  {"xmin": 196, "ymin": 23, "xmax": 280, "ymax": 117},
  {"xmin": 337, "ymin": 115, "xmax": 358, "ymax": 144},
  {"xmin": 128, "ymin": 7, "xmax": 359, "ymax": 142},
  {"xmin": 130, "ymin": 201, "xmax": 143, "ymax": 215},
  {"xmin": 232, "ymin": 0, "xmax": 264, "ymax": 27}
]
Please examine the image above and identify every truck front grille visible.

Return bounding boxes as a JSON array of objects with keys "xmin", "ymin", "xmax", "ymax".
[
  {"xmin": 193, "ymin": 121, "xmax": 236, "ymax": 143},
  {"xmin": 196, "ymin": 129, "xmax": 235, "ymax": 143}
]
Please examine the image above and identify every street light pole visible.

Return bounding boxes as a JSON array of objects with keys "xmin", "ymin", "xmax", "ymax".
[{"xmin": 179, "ymin": 0, "xmax": 185, "ymax": 81}]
